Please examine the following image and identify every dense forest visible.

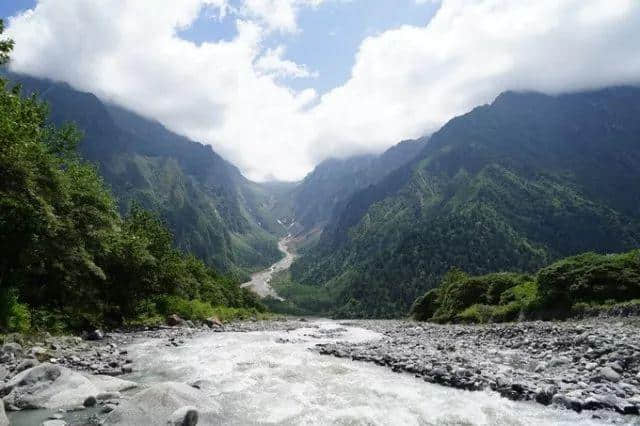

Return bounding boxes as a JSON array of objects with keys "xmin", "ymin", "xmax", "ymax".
[
  {"xmin": 411, "ymin": 249, "xmax": 640, "ymax": 323},
  {"xmin": 1, "ymin": 72, "xmax": 284, "ymax": 280},
  {"xmin": 290, "ymin": 87, "xmax": 640, "ymax": 318},
  {"xmin": 0, "ymin": 22, "xmax": 264, "ymax": 333}
]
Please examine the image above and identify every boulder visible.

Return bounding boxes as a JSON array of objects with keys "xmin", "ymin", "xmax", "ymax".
[
  {"xmin": 103, "ymin": 382, "xmax": 220, "ymax": 425},
  {"xmin": 168, "ymin": 406, "xmax": 199, "ymax": 426},
  {"xmin": 1, "ymin": 342, "xmax": 22, "ymax": 356},
  {"xmin": 0, "ymin": 398, "xmax": 8, "ymax": 426},
  {"xmin": 167, "ymin": 315, "xmax": 184, "ymax": 327},
  {"xmin": 87, "ymin": 329, "xmax": 105, "ymax": 341},
  {"xmin": 29, "ymin": 346, "xmax": 49, "ymax": 362},
  {"xmin": 598, "ymin": 366, "xmax": 621, "ymax": 382},
  {"xmin": 204, "ymin": 317, "xmax": 223, "ymax": 328},
  {"xmin": 0, "ymin": 363, "xmax": 137, "ymax": 410},
  {"xmin": 16, "ymin": 358, "xmax": 39, "ymax": 373}
]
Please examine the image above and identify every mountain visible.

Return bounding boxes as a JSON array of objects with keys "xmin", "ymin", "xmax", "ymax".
[
  {"xmin": 291, "ymin": 87, "xmax": 640, "ymax": 318},
  {"xmin": 5, "ymin": 72, "xmax": 284, "ymax": 277},
  {"xmin": 290, "ymin": 139, "xmax": 427, "ymax": 232}
]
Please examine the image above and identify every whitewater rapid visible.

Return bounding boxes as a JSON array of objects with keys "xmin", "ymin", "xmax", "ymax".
[{"xmin": 123, "ymin": 320, "xmax": 615, "ymax": 425}]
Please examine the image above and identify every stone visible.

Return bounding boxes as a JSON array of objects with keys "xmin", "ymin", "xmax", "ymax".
[
  {"xmin": 534, "ymin": 361, "xmax": 547, "ymax": 373},
  {"xmin": 204, "ymin": 317, "xmax": 223, "ymax": 328},
  {"xmin": 167, "ymin": 315, "xmax": 184, "ymax": 327},
  {"xmin": 1, "ymin": 342, "xmax": 22, "ymax": 356},
  {"xmin": 29, "ymin": 346, "xmax": 50, "ymax": 362},
  {"xmin": 103, "ymin": 382, "xmax": 220, "ymax": 425},
  {"xmin": 0, "ymin": 398, "xmax": 8, "ymax": 426},
  {"xmin": 87, "ymin": 329, "xmax": 104, "ymax": 341},
  {"xmin": 42, "ymin": 421, "xmax": 67, "ymax": 426},
  {"xmin": 535, "ymin": 385, "xmax": 557, "ymax": 405},
  {"xmin": 97, "ymin": 392, "xmax": 122, "ymax": 400},
  {"xmin": 598, "ymin": 366, "xmax": 621, "ymax": 383},
  {"xmin": 0, "ymin": 363, "xmax": 137, "ymax": 410},
  {"xmin": 16, "ymin": 358, "xmax": 40, "ymax": 373},
  {"xmin": 83, "ymin": 396, "xmax": 97, "ymax": 407},
  {"xmin": 167, "ymin": 406, "xmax": 199, "ymax": 426},
  {"xmin": 552, "ymin": 394, "xmax": 583, "ymax": 412}
]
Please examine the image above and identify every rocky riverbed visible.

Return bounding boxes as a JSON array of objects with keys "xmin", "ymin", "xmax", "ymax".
[
  {"xmin": 2, "ymin": 317, "xmax": 640, "ymax": 425},
  {"xmin": 316, "ymin": 318, "xmax": 640, "ymax": 417}
]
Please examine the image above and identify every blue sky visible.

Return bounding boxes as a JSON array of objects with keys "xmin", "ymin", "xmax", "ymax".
[{"xmin": 1, "ymin": 0, "xmax": 438, "ymax": 96}]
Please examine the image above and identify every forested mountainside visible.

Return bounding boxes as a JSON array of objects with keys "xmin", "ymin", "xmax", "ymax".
[
  {"xmin": 4, "ymin": 72, "xmax": 283, "ymax": 277},
  {"xmin": 291, "ymin": 87, "xmax": 640, "ymax": 318},
  {"xmin": 289, "ymin": 139, "xmax": 427, "ymax": 232}
]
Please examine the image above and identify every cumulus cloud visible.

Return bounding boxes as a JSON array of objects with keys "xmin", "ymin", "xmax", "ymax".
[{"xmin": 6, "ymin": 0, "xmax": 640, "ymax": 181}]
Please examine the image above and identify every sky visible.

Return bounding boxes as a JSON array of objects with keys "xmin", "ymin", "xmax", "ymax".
[{"xmin": 2, "ymin": 0, "xmax": 640, "ymax": 181}]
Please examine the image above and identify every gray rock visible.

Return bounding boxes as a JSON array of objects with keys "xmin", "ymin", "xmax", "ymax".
[
  {"xmin": 0, "ymin": 363, "xmax": 137, "ymax": 410},
  {"xmin": 0, "ymin": 399, "xmax": 8, "ymax": 426},
  {"xmin": 29, "ymin": 346, "xmax": 49, "ymax": 362},
  {"xmin": 1, "ymin": 342, "xmax": 22, "ymax": 356},
  {"xmin": 167, "ymin": 406, "xmax": 199, "ymax": 426},
  {"xmin": 103, "ymin": 382, "xmax": 220, "ymax": 425},
  {"xmin": 16, "ymin": 358, "xmax": 40, "ymax": 373},
  {"xmin": 84, "ymin": 395, "xmax": 97, "ymax": 407},
  {"xmin": 552, "ymin": 394, "xmax": 583, "ymax": 412},
  {"xmin": 42, "ymin": 421, "xmax": 67, "ymax": 426},
  {"xmin": 87, "ymin": 329, "xmax": 104, "ymax": 341},
  {"xmin": 599, "ymin": 366, "xmax": 621, "ymax": 382}
]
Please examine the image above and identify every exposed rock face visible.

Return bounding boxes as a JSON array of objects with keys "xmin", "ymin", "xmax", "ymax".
[
  {"xmin": 103, "ymin": 382, "xmax": 220, "ymax": 425},
  {"xmin": 0, "ymin": 363, "xmax": 136, "ymax": 410}
]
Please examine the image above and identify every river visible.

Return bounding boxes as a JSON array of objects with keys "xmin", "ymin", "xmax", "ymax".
[
  {"xmin": 241, "ymin": 236, "xmax": 296, "ymax": 299},
  {"xmin": 123, "ymin": 319, "xmax": 613, "ymax": 425}
]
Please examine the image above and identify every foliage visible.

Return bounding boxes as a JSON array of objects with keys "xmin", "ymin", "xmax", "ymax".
[{"xmin": 412, "ymin": 249, "xmax": 640, "ymax": 323}]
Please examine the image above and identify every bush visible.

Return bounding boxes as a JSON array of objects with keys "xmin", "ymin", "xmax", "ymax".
[
  {"xmin": 537, "ymin": 250, "xmax": 640, "ymax": 312},
  {"xmin": 458, "ymin": 304, "xmax": 495, "ymax": 323},
  {"xmin": 0, "ymin": 289, "xmax": 31, "ymax": 333}
]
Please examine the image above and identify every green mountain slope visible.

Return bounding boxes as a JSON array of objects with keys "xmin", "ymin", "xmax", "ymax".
[
  {"xmin": 292, "ymin": 87, "xmax": 640, "ymax": 317},
  {"xmin": 290, "ymin": 139, "xmax": 427, "ymax": 232},
  {"xmin": 6, "ymin": 73, "xmax": 283, "ymax": 277}
]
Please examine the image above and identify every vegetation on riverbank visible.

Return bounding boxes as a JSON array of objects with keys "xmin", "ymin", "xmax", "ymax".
[
  {"xmin": 411, "ymin": 249, "xmax": 640, "ymax": 323},
  {"xmin": 0, "ymin": 23, "xmax": 264, "ymax": 334}
]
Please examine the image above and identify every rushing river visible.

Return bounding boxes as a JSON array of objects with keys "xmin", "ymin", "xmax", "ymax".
[
  {"xmin": 241, "ymin": 236, "xmax": 296, "ymax": 299},
  {"xmin": 124, "ymin": 320, "xmax": 615, "ymax": 425}
]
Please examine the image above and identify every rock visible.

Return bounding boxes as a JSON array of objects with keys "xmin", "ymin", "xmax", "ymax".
[
  {"xmin": 535, "ymin": 385, "xmax": 557, "ymax": 405},
  {"xmin": 549, "ymin": 356, "xmax": 571, "ymax": 367},
  {"xmin": 87, "ymin": 329, "xmax": 104, "ymax": 341},
  {"xmin": 84, "ymin": 395, "xmax": 97, "ymax": 407},
  {"xmin": 97, "ymin": 391, "xmax": 122, "ymax": 400},
  {"xmin": 534, "ymin": 361, "xmax": 547, "ymax": 373},
  {"xmin": 598, "ymin": 366, "xmax": 621, "ymax": 382},
  {"xmin": 167, "ymin": 315, "xmax": 184, "ymax": 327},
  {"xmin": 552, "ymin": 394, "xmax": 583, "ymax": 412},
  {"xmin": 0, "ymin": 366, "xmax": 8, "ymax": 381},
  {"xmin": 167, "ymin": 406, "xmax": 199, "ymax": 426},
  {"xmin": 0, "ymin": 363, "xmax": 137, "ymax": 410},
  {"xmin": 103, "ymin": 382, "xmax": 220, "ymax": 425},
  {"xmin": 0, "ymin": 398, "xmax": 8, "ymax": 426},
  {"xmin": 16, "ymin": 358, "xmax": 40, "ymax": 373},
  {"xmin": 29, "ymin": 346, "xmax": 49, "ymax": 362},
  {"xmin": 204, "ymin": 317, "xmax": 223, "ymax": 328},
  {"xmin": 1, "ymin": 342, "xmax": 22, "ymax": 356},
  {"xmin": 42, "ymin": 420, "xmax": 67, "ymax": 426}
]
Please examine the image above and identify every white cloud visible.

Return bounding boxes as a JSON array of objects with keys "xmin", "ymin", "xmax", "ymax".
[
  {"xmin": 6, "ymin": 0, "xmax": 640, "ymax": 181},
  {"xmin": 256, "ymin": 45, "xmax": 318, "ymax": 78}
]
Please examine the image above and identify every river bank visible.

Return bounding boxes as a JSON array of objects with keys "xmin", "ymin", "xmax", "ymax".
[
  {"xmin": 2, "ymin": 317, "xmax": 639, "ymax": 424},
  {"xmin": 317, "ymin": 318, "xmax": 640, "ymax": 416}
]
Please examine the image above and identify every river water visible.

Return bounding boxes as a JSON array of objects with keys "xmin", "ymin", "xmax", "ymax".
[
  {"xmin": 124, "ymin": 320, "xmax": 616, "ymax": 425},
  {"xmin": 241, "ymin": 236, "xmax": 296, "ymax": 299}
]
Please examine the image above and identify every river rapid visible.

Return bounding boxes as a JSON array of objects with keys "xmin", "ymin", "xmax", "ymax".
[{"xmin": 123, "ymin": 320, "xmax": 616, "ymax": 425}]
